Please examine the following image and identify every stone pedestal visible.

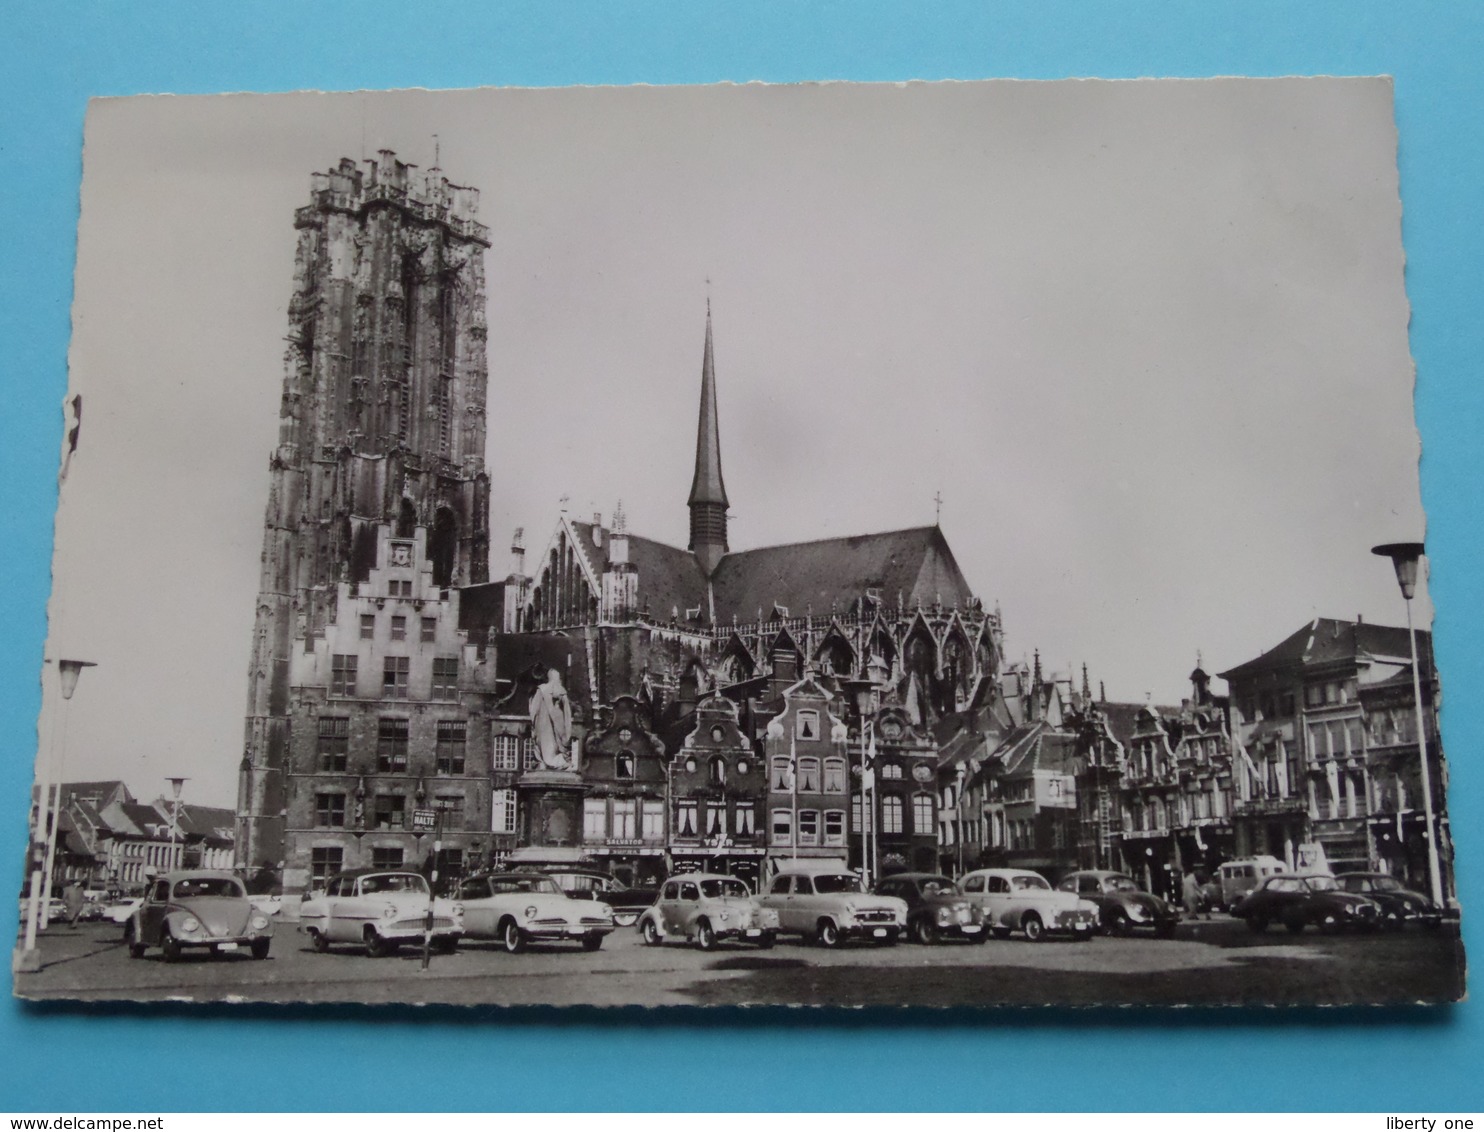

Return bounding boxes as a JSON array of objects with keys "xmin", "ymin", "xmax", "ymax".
[{"xmin": 508, "ymin": 770, "xmax": 590, "ymax": 867}]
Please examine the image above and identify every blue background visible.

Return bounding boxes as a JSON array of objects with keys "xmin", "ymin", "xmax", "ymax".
[{"xmin": 2, "ymin": 0, "xmax": 1481, "ymax": 1113}]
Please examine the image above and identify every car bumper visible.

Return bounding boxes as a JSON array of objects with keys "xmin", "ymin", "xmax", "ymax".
[
  {"xmin": 523, "ymin": 923, "xmax": 615, "ymax": 941},
  {"xmin": 841, "ymin": 922, "xmax": 905, "ymax": 942},
  {"xmin": 174, "ymin": 933, "xmax": 270, "ymax": 951}
]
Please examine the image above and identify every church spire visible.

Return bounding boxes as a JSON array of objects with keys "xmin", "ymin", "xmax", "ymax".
[{"xmin": 688, "ymin": 302, "xmax": 729, "ymax": 576}]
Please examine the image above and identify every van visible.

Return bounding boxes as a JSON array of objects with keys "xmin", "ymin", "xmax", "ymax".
[{"xmin": 1218, "ymin": 856, "xmax": 1287, "ymax": 909}]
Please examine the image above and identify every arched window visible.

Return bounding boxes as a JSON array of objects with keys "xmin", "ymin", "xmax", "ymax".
[
  {"xmin": 770, "ymin": 757, "xmax": 792, "ymax": 791},
  {"xmin": 881, "ymin": 795, "xmax": 904, "ymax": 834},
  {"xmin": 823, "ymin": 757, "xmax": 846, "ymax": 793},
  {"xmin": 880, "ymin": 762, "xmax": 903, "ymax": 780},
  {"xmin": 912, "ymin": 793, "xmax": 935, "ymax": 834},
  {"xmin": 797, "ymin": 757, "xmax": 820, "ymax": 793}
]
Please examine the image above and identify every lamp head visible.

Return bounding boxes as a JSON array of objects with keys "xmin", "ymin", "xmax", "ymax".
[
  {"xmin": 1372, "ymin": 542, "xmax": 1425, "ymax": 600},
  {"xmin": 166, "ymin": 776, "xmax": 188, "ymax": 800},
  {"xmin": 54, "ymin": 659, "xmax": 97, "ymax": 701}
]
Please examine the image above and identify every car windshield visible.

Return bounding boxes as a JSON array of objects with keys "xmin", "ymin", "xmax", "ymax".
[
  {"xmin": 1104, "ymin": 876, "xmax": 1141, "ymax": 893},
  {"xmin": 1011, "ymin": 875, "xmax": 1050, "ymax": 891},
  {"xmin": 1368, "ymin": 876, "xmax": 1403, "ymax": 892},
  {"xmin": 172, "ymin": 878, "xmax": 244, "ymax": 899},
  {"xmin": 360, "ymin": 874, "xmax": 428, "ymax": 895},
  {"xmin": 699, "ymin": 879, "xmax": 749, "ymax": 899},
  {"xmin": 1305, "ymin": 876, "xmax": 1339, "ymax": 892},
  {"xmin": 918, "ymin": 877, "xmax": 959, "ymax": 897},
  {"xmin": 812, "ymin": 874, "xmax": 863, "ymax": 894},
  {"xmin": 491, "ymin": 877, "xmax": 561, "ymax": 895}
]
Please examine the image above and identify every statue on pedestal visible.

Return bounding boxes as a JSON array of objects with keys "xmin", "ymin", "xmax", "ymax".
[{"xmin": 530, "ymin": 668, "xmax": 575, "ymax": 772}]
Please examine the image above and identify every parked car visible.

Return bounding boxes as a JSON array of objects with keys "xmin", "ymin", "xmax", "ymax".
[
  {"xmin": 75, "ymin": 900, "xmax": 107, "ymax": 922},
  {"xmin": 299, "ymin": 869, "xmax": 463, "ymax": 957},
  {"xmin": 872, "ymin": 873, "xmax": 987, "ymax": 944},
  {"xmin": 638, "ymin": 873, "xmax": 779, "ymax": 950},
  {"xmin": 458, "ymin": 872, "xmax": 615, "ymax": 953},
  {"xmin": 960, "ymin": 868, "xmax": 1100, "ymax": 941},
  {"xmin": 1057, "ymin": 870, "xmax": 1180, "ymax": 937},
  {"xmin": 1333, "ymin": 872, "xmax": 1440, "ymax": 930},
  {"xmin": 758, "ymin": 862, "xmax": 906, "ymax": 947},
  {"xmin": 543, "ymin": 868, "xmax": 659, "ymax": 927},
  {"xmin": 103, "ymin": 897, "xmax": 143, "ymax": 925},
  {"xmin": 248, "ymin": 893, "xmax": 285, "ymax": 919},
  {"xmin": 124, "ymin": 871, "xmax": 272, "ymax": 962},
  {"xmin": 1232, "ymin": 873, "xmax": 1382, "ymax": 934},
  {"xmin": 1216, "ymin": 856, "xmax": 1288, "ymax": 910}
]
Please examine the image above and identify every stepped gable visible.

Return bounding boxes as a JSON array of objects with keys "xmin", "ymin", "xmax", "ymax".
[{"xmin": 709, "ymin": 525, "xmax": 973, "ymax": 623}]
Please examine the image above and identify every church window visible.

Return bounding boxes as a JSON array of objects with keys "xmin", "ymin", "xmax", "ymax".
[
  {"xmin": 436, "ymin": 721, "xmax": 466, "ymax": 775},
  {"xmin": 431, "ymin": 657, "xmax": 459, "ymax": 699},
  {"xmin": 317, "ymin": 717, "xmax": 349, "ymax": 772},
  {"xmin": 314, "ymin": 793, "xmax": 346, "ymax": 828},
  {"xmin": 382, "ymin": 657, "xmax": 410, "ymax": 699},
  {"xmin": 795, "ymin": 710, "xmax": 820, "ymax": 741},
  {"xmin": 373, "ymin": 794, "xmax": 406, "ymax": 830},
  {"xmin": 823, "ymin": 757, "xmax": 847, "ymax": 793},
  {"xmin": 797, "ymin": 757, "xmax": 820, "ymax": 792},
  {"xmin": 376, "ymin": 718, "xmax": 408, "ymax": 772}
]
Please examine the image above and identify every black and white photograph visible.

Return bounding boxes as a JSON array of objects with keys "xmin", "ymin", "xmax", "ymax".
[{"xmin": 14, "ymin": 77, "xmax": 1464, "ymax": 1008}]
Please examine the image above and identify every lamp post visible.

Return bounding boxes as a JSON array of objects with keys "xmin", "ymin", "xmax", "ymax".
[
  {"xmin": 166, "ymin": 777, "xmax": 189, "ymax": 873},
  {"xmin": 38, "ymin": 659, "xmax": 96, "ymax": 931},
  {"xmin": 1371, "ymin": 542, "xmax": 1445, "ymax": 907}
]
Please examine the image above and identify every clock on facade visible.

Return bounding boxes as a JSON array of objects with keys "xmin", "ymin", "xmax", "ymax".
[
  {"xmin": 911, "ymin": 764, "xmax": 933, "ymax": 783},
  {"xmin": 881, "ymin": 720, "xmax": 903, "ymax": 739}
]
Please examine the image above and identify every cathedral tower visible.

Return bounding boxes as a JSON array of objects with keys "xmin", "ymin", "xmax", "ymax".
[
  {"xmin": 238, "ymin": 151, "xmax": 492, "ymax": 871},
  {"xmin": 687, "ymin": 306, "xmax": 729, "ymax": 576}
]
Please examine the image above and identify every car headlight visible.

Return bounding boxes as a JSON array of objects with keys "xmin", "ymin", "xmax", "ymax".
[
  {"xmin": 936, "ymin": 907, "xmax": 954, "ymax": 925},
  {"xmin": 1127, "ymin": 903, "xmax": 1148, "ymax": 921},
  {"xmin": 844, "ymin": 902, "xmax": 858, "ymax": 917},
  {"xmin": 450, "ymin": 902, "xmax": 464, "ymax": 916},
  {"xmin": 598, "ymin": 903, "xmax": 615, "ymax": 917},
  {"xmin": 249, "ymin": 914, "xmax": 269, "ymax": 931},
  {"xmin": 180, "ymin": 917, "xmax": 201, "ymax": 934},
  {"xmin": 524, "ymin": 905, "xmax": 538, "ymax": 919},
  {"xmin": 381, "ymin": 904, "xmax": 398, "ymax": 919}
]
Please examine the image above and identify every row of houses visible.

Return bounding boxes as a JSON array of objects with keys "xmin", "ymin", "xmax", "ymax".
[{"xmin": 27, "ymin": 781, "xmax": 235, "ymax": 893}]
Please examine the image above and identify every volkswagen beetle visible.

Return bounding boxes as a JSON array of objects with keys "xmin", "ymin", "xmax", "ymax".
[{"xmin": 125, "ymin": 871, "xmax": 272, "ymax": 961}]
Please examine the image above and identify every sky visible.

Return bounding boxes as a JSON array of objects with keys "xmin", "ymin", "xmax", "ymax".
[{"xmin": 39, "ymin": 78, "xmax": 1427, "ymax": 808}]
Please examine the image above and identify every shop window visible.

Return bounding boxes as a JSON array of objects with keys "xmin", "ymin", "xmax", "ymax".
[
  {"xmin": 641, "ymin": 800, "xmax": 665, "ymax": 841},
  {"xmin": 770, "ymin": 808, "xmax": 792, "ymax": 846},
  {"xmin": 798, "ymin": 809, "xmax": 819, "ymax": 846},
  {"xmin": 613, "ymin": 799, "xmax": 637, "ymax": 839},
  {"xmin": 823, "ymin": 810, "xmax": 845, "ymax": 846}
]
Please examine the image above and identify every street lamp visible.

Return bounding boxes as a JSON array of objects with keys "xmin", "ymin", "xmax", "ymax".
[
  {"xmin": 1371, "ymin": 542, "xmax": 1445, "ymax": 907},
  {"xmin": 166, "ymin": 777, "xmax": 189, "ymax": 872},
  {"xmin": 39, "ymin": 659, "xmax": 97, "ymax": 929}
]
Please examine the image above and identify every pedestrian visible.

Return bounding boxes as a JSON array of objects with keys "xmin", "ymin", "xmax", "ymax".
[
  {"xmin": 62, "ymin": 879, "xmax": 85, "ymax": 928},
  {"xmin": 1181, "ymin": 869, "xmax": 1202, "ymax": 920}
]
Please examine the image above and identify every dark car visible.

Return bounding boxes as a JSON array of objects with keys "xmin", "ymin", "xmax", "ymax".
[
  {"xmin": 543, "ymin": 869, "xmax": 660, "ymax": 927},
  {"xmin": 1057, "ymin": 870, "xmax": 1180, "ymax": 937},
  {"xmin": 1232, "ymin": 873, "xmax": 1382, "ymax": 934},
  {"xmin": 873, "ymin": 873, "xmax": 987, "ymax": 944},
  {"xmin": 1334, "ymin": 872, "xmax": 1441, "ymax": 930}
]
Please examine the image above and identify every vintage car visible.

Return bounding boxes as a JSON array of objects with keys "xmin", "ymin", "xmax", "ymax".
[
  {"xmin": 1056, "ymin": 870, "xmax": 1180, "ymax": 937},
  {"xmin": 872, "ymin": 872, "xmax": 987, "ymax": 944},
  {"xmin": 1216, "ymin": 856, "xmax": 1288, "ymax": 910},
  {"xmin": 1334, "ymin": 872, "xmax": 1442, "ymax": 930},
  {"xmin": 638, "ymin": 873, "xmax": 779, "ymax": 950},
  {"xmin": 758, "ymin": 861, "xmax": 907, "ymax": 947},
  {"xmin": 299, "ymin": 869, "xmax": 463, "ymax": 957},
  {"xmin": 960, "ymin": 868, "xmax": 1100, "ymax": 941},
  {"xmin": 458, "ymin": 872, "xmax": 616, "ymax": 953},
  {"xmin": 543, "ymin": 868, "xmax": 660, "ymax": 927},
  {"xmin": 124, "ymin": 871, "xmax": 273, "ymax": 961},
  {"xmin": 1231, "ymin": 873, "xmax": 1382, "ymax": 934},
  {"xmin": 103, "ymin": 897, "xmax": 143, "ymax": 925}
]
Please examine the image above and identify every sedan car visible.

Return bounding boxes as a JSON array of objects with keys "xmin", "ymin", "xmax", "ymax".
[
  {"xmin": 1057, "ymin": 870, "xmax": 1180, "ymax": 937},
  {"xmin": 1334, "ymin": 872, "xmax": 1442, "ymax": 930},
  {"xmin": 759, "ymin": 862, "xmax": 907, "ymax": 947},
  {"xmin": 125, "ymin": 871, "xmax": 272, "ymax": 961},
  {"xmin": 299, "ymin": 869, "xmax": 463, "ymax": 956},
  {"xmin": 458, "ymin": 872, "xmax": 615, "ymax": 953},
  {"xmin": 873, "ymin": 873, "xmax": 987, "ymax": 944},
  {"xmin": 1232, "ymin": 873, "xmax": 1382, "ymax": 934},
  {"xmin": 638, "ymin": 874, "xmax": 779, "ymax": 950},
  {"xmin": 543, "ymin": 868, "xmax": 660, "ymax": 928},
  {"xmin": 960, "ymin": 868, "xmax": 1100, "ymax": 941}
]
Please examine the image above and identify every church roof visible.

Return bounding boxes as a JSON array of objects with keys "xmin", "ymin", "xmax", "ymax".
[{"xmin": 709, "ymin": 525, "xmax": 974, "ymax": 623}]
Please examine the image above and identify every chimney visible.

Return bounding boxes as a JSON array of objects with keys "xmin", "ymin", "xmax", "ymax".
[
  {"xmin": 592, "ymin": 512, "xmax": 604, "ymax": 549},
  {"xmin": 509, "ymin": 527, "xmax": 526, "ymax": 577}
]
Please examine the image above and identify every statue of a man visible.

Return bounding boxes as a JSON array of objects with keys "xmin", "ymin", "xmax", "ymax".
[{"xmin": 530, "ymin": 668, "xmax": 574, "ymax": 771}]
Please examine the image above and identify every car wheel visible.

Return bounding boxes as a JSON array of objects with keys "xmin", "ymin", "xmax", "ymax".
[
  {"xmin": 160, "ymin": 929, "xmax": 182, "ymax": 964},
  {"xmin": 913, "ymin": 918, "xmax": 938, "ymax": 946},
  {"xmin": 1245, "ymin": 916, "xmax": 1268, "ymax": 934},
  {"xmin": 640, "ymin": 918, "xmax": 662, "ymax": 947},
  {"xmin": 816, "ymin": 920, "xmax": 842, "ymax": 948},
  {"xmin": 1286, "ymin": 918, "xmax": 1307, "ymax": 935},
  {"xmin": 756, "ymin": 932, "xmax": 776, "ymax": 950},
  {"xmin": 695, "ymin": 920, "xmax": 718, "ymax": 952},
  {"xmin": 1019, "ymin": 913, "xmax": 1044, "ymax": 942},
  {"xmin": 580, "ymin": 933, "xmax": 604, "ymax": 952},
  {"xmin": 307, "ymin": 928, "xmax": 330, "ymax": 954},
  {"xmin": 991, "ymin": 926, "xmax": 1013, "ymax": 940},
  {"xmin": 125, "ymin": 924, "xmax": 146, "ymax": 960},
  {"xmin": 500, "ymin": 919, "xmax": 527, "ymax": 955},
  {"xmin": 250, "ymin": 938, "xmax": 271, "ymax": 960},
  {"xmin": 365, "ymin": 927, "xmax": 395, "ymax": 958}
]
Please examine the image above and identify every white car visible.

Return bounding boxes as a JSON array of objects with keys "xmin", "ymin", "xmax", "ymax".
[
  {"xmin": 456, "ymin": 872, "xmax": 616, "ymax": 953},
  {"xmin": 959, "ymin": 868, "xmax": 1100, "ymax": 941},
  {"xmin": 758, "ymin": 862, "xmax": 907, "ymax": 947},
  {"xmin": 299, "ymin": 870, "xmax": 463, "ymax": 957}
]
